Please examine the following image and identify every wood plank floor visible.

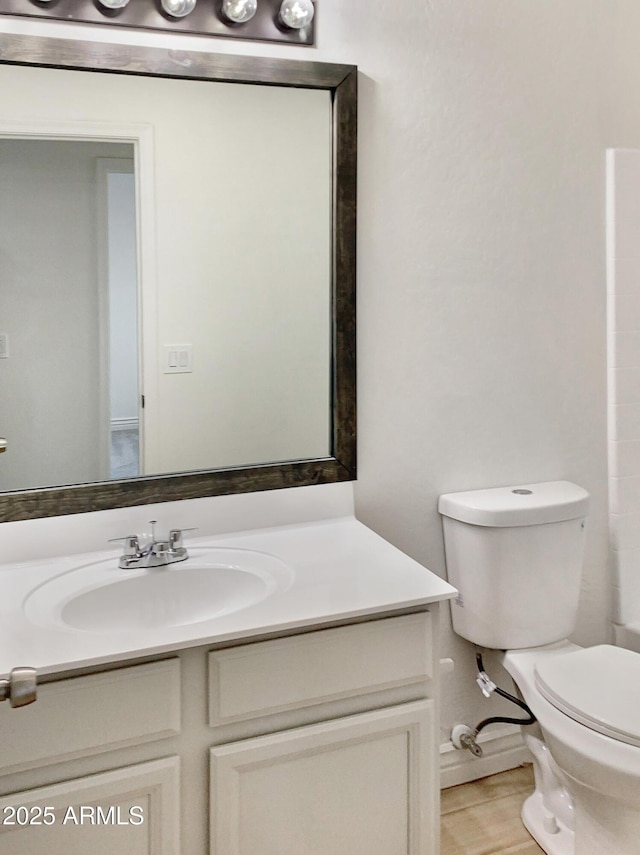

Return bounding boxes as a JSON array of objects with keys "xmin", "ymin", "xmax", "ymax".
[{"xmin": 441, "ymin": 765, "xmax": 545, "ymax": 854}]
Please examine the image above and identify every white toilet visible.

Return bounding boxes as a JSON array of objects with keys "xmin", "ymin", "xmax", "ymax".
[{"xmin": 439, "ymin": 481, "xmax": 640, "ymax": 855}]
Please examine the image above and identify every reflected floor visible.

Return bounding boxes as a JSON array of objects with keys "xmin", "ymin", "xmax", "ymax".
[{"xmin": 110, "ymin": 428, "xmax": 139, "ymax": 479}]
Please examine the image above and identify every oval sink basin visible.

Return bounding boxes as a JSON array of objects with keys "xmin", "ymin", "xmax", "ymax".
[{"xmin": 24, "ymin": 548, "xmax": 293, "ymax": 633}]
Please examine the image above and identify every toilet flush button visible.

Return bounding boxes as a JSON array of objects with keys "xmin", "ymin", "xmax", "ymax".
[{"xmin": 512, "ymin": 489, "xmax": 533, "ymax": 495}]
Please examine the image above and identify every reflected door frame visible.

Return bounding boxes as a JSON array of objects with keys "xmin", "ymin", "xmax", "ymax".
[
  {"xmin": 0, "ymin": 118, "xmax": 157, "ymax": 482},
  {"xmin": 96, "ymin": 155, "xmax": 138, "ymax": 480}
]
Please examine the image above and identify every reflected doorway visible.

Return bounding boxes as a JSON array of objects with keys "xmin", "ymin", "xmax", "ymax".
[
  {"xmin": 0, "ymin": 138, "xmax": 141, "ymax": 491},
  {"xmin": 97, "ymin": 156, "xmax": 140, "ymax": 479}
]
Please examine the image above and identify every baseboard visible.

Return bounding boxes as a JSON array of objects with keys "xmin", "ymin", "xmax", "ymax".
[
  {"xmin": 111, "ymin": 417, "xmax": 139, "ymax": 432},
  {"xmin": 440, "ymin": 725, "xmax": 531, "ymax": 789}
]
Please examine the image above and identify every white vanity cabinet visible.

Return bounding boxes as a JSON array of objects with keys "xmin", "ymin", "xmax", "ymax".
[
  {"xmin": 208, "ymin": 612, "xmax": 439, "ymax": 855},
  {"xmin": 0, "ymin": 660, "xmax": 182, "ymax": 855},
  {"xmin": 0, "ymin": 610, "xmax": 443, "ymax": 855}
]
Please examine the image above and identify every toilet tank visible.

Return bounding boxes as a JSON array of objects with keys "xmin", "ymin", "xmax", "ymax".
[{"xmin": 438, "ymin": 481, "xmax": 589, "ymax": 650}]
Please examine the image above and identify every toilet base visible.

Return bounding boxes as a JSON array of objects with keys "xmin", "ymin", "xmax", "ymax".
[
  {"xmin": 504, "ymin": 645, "xmax": 640, "ymax": 855},
  {"xmin": 521, "ymin": 791, "xmax": 573, "ymax": 855}
]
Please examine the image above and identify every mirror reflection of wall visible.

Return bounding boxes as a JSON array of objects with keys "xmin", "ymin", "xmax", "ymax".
[
  {"xmin": 0, "ymin": 64, "xmax": 333, "ymax": 494},
  {"xmin": 0, "ymin": 139, "xmax": 137, "ymax": 492}
]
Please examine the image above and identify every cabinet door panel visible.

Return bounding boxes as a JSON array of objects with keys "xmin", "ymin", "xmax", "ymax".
[
  {"xmin": 0, "ymin": 756, "xmax": 179, "ymax": 855},
  {"xmin": 210, "ymin": 700, "xmax": 436, "ymax": 855}
]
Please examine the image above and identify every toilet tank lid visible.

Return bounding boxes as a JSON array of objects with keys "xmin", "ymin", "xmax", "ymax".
[{"xmin": 438, "ymin": 481, "xmax": 590, "ymax": 527}]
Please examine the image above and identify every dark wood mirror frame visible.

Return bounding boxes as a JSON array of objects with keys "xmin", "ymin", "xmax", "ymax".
[{"xmin": 0, "ymin": 33, "xmax": 356, "ymax": 522}]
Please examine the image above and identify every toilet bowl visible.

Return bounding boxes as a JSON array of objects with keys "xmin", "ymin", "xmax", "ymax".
[
  {"xmin": 503, "ymin": 641, "xmax": 640, "ymax": 855},
  {"xmin": 438, "ymin": 481, "xmax": 640, "ymax": 855}
]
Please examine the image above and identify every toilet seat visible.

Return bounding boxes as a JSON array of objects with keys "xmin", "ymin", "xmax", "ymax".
[{"xmin": 534, "ymin": 644, "xmax": 640, "ymax": 747}]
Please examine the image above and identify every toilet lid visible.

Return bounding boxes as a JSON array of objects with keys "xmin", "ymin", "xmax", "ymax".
[{"xmin": 534, "ymin": 645, "xmax": 640, "ymax": 747}]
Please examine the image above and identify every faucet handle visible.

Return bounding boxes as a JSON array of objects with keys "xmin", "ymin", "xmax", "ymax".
[
  {"xmin": 108, "ymin": 535, "xmax": 140, "ymax": 557},
  {"xmin": 169, "ymin": 527, "xmax": 198, "ymax": 550}
]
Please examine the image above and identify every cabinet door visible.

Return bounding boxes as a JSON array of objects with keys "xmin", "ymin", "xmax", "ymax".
[
  {"xmin": 210, "ymin": 700, "xmax": 437, "ymax": 855},
  {"xmin": 0, "ymin": 756, "xmax": 179, "ymax": 855}
]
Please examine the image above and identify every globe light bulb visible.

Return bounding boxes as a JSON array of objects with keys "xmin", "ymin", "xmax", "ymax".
[
  {"xmin": 98, "ymin": 0, "xmax": 131, "ymax": 9},
  {"xmin": 222, "ymin": 0, "xmax": 258, "ymax": 24},
  {"xmin": 160, "ymin": 0, "xmax": 197, "ymax": 17},
  {"xmin": 278, "ymin": 0, "xmax": 314, "ymax": 29}
]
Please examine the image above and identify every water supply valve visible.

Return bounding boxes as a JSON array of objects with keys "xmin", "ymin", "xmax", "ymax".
[
  {"xmin": 451, "ymin": 724, "xmax": 483, "ymax": 757},
  {"xmin": 0, "ymin": 667, "xmax": 37, "ymax": 708}
]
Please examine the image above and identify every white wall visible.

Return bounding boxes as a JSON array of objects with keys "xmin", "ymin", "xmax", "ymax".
[
  {"xmin": 350, "ymin": 1, "xmax": 613, "ymax": 767},
  {"xmin": 0, "ymin": 2, "xmax": 621, "ymax": 773}
]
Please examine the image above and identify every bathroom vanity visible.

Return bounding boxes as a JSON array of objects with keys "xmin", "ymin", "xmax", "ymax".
[
  {"xmin": 0, "ymin": 516, "xmax": 456, "ymax": 855},
  {"xmin": 0, "ymin": 30, "xmax": 456, "ymax": 855}
]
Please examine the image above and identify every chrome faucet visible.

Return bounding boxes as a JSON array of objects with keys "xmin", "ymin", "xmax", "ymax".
[{"xmin": 109, "ymin": 521, "xmax": 195, "ymax": 569}]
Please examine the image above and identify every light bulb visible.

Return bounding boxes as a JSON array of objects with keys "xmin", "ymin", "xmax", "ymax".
[
  {"xmin": 98, "ymin": 0, "xmax": 131, "ymax": 9},
  {"xmin": 222, "ymin": 0, "xmax": 258, "ymax": 24},
  {"xmin": 278, "ymin": 0, "xmax": 314, "ymax": 29},
  {"xmin": 160, "ymin": 0, "xmax": 197, "ymax": 17}
]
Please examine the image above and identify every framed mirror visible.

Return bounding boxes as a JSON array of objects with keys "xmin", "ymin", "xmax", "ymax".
[{"xmin": 0, "ymin": 33, "xmax": 356, "ymax": 522}]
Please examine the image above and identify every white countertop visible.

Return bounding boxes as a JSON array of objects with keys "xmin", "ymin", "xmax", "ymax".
[{"xmin": 0, "ymin": 516, "xmax": 456, "ymax": 680}]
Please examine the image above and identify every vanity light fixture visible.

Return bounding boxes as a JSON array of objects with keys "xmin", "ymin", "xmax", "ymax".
[
  {"xmin": 97, "ymin": 0, "xmax": 131, "ymax": 8},
  {"xmin": 278, "ymin": 0, "xmax": 314, "ymax": 29},
  {"xmin": 160, "ymin": 0, "xmax": 197, "ymax": 18},
  {"xmin": 221, "ymin": 0, "xmax": 258, "ymax": 25},
  {"xmin": 8, "ymin": 0, "xmax": 315, "ymax": 44}
]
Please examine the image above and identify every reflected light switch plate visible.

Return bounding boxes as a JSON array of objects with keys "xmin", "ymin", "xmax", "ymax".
[
  {"xmin": 163, "ymin": 344, "xmax": 192, "ymax": 373},
  {"xmin": 0, "ymin": 333, "xmax": 8, "ymax": 359}
]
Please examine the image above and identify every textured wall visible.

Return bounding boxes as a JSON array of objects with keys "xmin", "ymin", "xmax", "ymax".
[{"xmin": 344, "ymin": 1, "xmax": 611, "ymax": 751}]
